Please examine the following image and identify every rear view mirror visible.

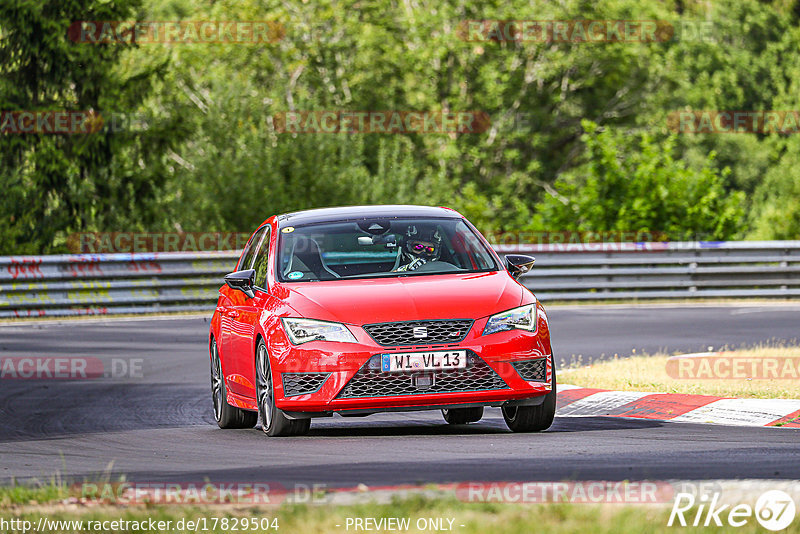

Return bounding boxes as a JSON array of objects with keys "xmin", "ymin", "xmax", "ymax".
[
  {"xmin": 358, "ymin": 234, "xmax": 397, "ymax": 247},
  {"xmin": 504, "ymin": 255, "xmax": 535, "ymax": 280},
  {"xmin": 224, "ymin": 269, "xmax": 256, "ymax": 299}
]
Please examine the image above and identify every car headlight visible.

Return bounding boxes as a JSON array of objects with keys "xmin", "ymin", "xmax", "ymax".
[
  {"xmin": 281, "ymin": 318, "xmax": 358, "ymax": 345},
  {"xmin": 482, "ymin": 304, "xmax": 537, "ymax": 336}
]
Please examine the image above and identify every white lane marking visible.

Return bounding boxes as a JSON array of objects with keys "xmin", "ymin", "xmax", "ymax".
[
  {"xmin": 668, "ymin": 352, "xmax": 717, "ymax": 359},
  {"xmin": 730, "ymin": 307, "xmax": 800, "ymax": 315},
  {"xmin": 557, "ymin": 391, "xmax": 651, "ymax": 416},
  {"xmin": 0, "ymin": 313, "xmax": 208, "ymax": 328},
  {"xmin": 670, "ymin": 398, "xmax": 800, "ymax": 426}
]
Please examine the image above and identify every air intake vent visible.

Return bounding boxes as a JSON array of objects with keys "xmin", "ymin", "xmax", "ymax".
[
  {"xmin": 363, "ymin": 319, "xmax": 473, "ymax": 346},
  {"xmin": 511, "ymin": 358, "xmax": 547, "ymax": 382},
  {"xmin": 282, "ymin": 372, "xmax": 331, "ymax": 397},
  {"xmin": 337, "ymin": 352, "xmax": 507, "ymax": 398}
]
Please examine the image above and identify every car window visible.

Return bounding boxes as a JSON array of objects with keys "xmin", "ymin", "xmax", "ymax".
[
  {"xmin": 252, "ymin": 227, "xmax": 272, "ymax": 289},
  {"xmin": 277, "ymin": 217, "xmax": 498, "ymax": 282},
  {"xmin": 238, "ymin": 226, "xmax": 267, "ymax": 270}
]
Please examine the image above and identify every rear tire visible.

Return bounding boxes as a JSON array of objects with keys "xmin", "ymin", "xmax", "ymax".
[
  {"xmin": 210, "ymin": 338, "xmax": 258, "ymax": 429},
  {"xmin": 256, "ymin": 340, "xmax": 310, "ymax": 437},
  {"xmin": 442, "ymin": 407, "xmax": 484, "ymax": 424},
  {"xmin": 502, "ymin": 360, "xmax": 556, "ymax": 432}
]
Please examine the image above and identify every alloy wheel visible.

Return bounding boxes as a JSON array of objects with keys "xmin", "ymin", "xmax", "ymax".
[
  {"xmin": 210, "ymin": 340, "xmax": 224, "ymax": 422},
  {"xmin": 256, "ymin": 343, "xmax": 273, "ymax": 430}
]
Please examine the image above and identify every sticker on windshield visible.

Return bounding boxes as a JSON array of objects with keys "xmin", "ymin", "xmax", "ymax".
[
  {"xmin": 287, "ymin": 271, "xmax": 303, "ymax": 280},
  {"xmin": 281, "ymin": 226, "xmax": 295, "ymax": 233}
]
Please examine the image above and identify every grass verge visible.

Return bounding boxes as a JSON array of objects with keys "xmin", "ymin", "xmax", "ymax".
[
  {"xmin": 3, "ymin": 491, "xmax": 797, "ymax": 534},
  {"xmin": 560, "ymin": 345, "xmax": 800, "ymax": 399}
]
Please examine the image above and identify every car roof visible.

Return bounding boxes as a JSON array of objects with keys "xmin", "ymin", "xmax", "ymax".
[{"xmin": 276, "ymin": 205, "xmax": 461, "ymax": 227}]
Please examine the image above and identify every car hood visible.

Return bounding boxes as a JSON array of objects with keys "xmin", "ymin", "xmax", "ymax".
[{"xmin": 283, "ymin": 271, "xmax": 525, "ymax": 324}]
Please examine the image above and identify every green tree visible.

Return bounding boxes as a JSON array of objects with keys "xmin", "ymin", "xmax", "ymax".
[
  {"xmin": 530, "ymin": 121, "xmax": 746, "ymax": 240},
  {"xmin": 0, "ymin": 0, "xmax": 189, "ymax": 253},
  {"xmin": 4, "ymin": 0, "xmax": 800, "ymax": 253},
  {"xmin": 749, "ymin": 135, "xmax": 800, "ymax": 240}
]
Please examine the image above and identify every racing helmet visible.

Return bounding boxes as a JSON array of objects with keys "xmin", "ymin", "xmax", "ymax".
[{"xmin": 403, "ymin": 224, "xmax": 443, "ymax": 261}]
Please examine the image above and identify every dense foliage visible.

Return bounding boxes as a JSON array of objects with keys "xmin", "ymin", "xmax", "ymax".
[{"xmin": 2, "ymin": 0, "xmax": 800, "ymax": 253}]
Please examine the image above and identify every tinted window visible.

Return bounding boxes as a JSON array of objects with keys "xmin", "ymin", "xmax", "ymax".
[
  {"xmin": 238, "ymin": 226, "xmax": 267, "ymax": 270},
  {"xmin": 277, "ymin": 217, "xmax": 498, "ymax": 282},
  {"xmin": 252, "ymin": 227, "xmax": 272, "ymax": 288}
]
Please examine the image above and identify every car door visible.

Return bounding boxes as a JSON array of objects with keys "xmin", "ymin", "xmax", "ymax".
[
  {"xmin": 226, "ymin": 225, "xmax": 271, "ymax": 398},
  {"xmin": 220, "ymin": 226, "xmax": 267, "ymax": 397}
]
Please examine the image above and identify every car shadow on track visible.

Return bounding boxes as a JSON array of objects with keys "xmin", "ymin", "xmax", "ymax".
[
  {"xmin": 294, "ymin": 414, "xmax": 665, "ymax": 438},
  {"xmin": 549, "ymin": 416, "xmax": 665, "ymax": 432}
]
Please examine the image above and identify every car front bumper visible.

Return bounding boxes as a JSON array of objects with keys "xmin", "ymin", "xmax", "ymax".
[{"xmin": 268, "ymin": 318, "xmax": 553, "ymax": 416}]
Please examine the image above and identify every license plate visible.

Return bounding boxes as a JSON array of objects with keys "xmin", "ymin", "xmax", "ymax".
[{"xmin": 381, "ymin": 351, "xmax": 467, "ymax": 372}]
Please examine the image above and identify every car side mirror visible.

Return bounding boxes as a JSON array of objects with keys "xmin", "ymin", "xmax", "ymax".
[
  {"xmin": 504, "ymin": 254, "xmax": 535, "ymax": 280},
  {"xmin": 224, "ymin": 269, "xmax": 256, "ymax": 299}
]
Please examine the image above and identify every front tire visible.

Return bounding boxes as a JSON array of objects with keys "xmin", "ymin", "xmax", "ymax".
[
  {"xmin": 256, "ymin": 340, "xmax": 310, "ymax": 437},
  {"xmin": 502, "ymin": 361, "xmax": 556, "ymax": 433},
  {"xmin": 442, "ymin": 407, "xmax": 484, "ymax": 424},
  {"xmin": 210, "ymin": 338, "xmax": 257, "ymax": 429}
]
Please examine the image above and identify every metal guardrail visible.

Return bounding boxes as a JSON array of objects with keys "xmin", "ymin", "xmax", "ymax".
[
  {"xmin": 1, "ymin": 241, "xmax": 799, "ymax": 317},
  {"xmin": 501, "ymin": 240, "xmax": 800, "ymax": 301},
  {"xmin": 0, "ymin": 252, "xmax": 235, "ymax": 318}
]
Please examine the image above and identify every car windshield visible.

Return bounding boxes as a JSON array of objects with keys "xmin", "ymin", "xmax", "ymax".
[{"xmin": 277, "ymin": 217, "xmax": 498, "ymax": 282}]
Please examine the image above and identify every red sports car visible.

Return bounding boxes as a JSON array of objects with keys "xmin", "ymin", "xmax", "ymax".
[{"xmin": 209, "ymin": 205, "xmax": 555, "ymax": 436}]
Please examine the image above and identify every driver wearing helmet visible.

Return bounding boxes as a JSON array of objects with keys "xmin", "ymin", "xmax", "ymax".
[{"xmin": 394, "ymin": 225, "xmax": 442, "ymax": 272}]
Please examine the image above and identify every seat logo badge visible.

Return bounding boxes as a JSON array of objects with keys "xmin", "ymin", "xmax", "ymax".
[{"xmin": 413, "ymin": 327, "xmax": 428, "ymax": 338}]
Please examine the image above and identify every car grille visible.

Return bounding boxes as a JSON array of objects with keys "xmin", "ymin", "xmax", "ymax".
[
  {"xmin": 511, "ymin": 358, "xmax": 547, "ymax": 382},
  {"xmin": 363, "ymin": 319, "xmax": 473, "ymax": 346},
  {"xmin": 282, "ymin": 372, "xmax": 331, "ymax": 397},
  {"xmin": 336, "ymin": 353, "xmax": 507, "ymax": 399}
]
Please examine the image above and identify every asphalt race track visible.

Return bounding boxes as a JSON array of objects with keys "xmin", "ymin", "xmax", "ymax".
[{"xmin": 1, "ymin": 304, "xmax": 799, "ymax": 487}]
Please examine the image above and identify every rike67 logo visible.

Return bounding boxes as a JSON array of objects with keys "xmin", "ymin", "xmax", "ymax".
[{"xmin": 669, "ymin": 489, "xmax": 796, "ymax": 531}]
